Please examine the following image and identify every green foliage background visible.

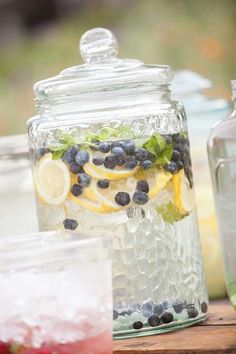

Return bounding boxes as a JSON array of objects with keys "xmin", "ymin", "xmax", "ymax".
[{"xmin": 0, "ymin": 0, "xmax": 235, "ymax": 136}]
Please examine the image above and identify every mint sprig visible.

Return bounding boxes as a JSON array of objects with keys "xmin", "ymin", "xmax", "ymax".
[
  {"xmin": 49, "ymin": 133, "xmax": 80, "ymax": 160},
  {"xmin": 142, "ymin": 134, "xmax": 173, "ymax": 165},
  {"xmin": 156, "ymin": 201, "xmax": 188, "ymax": 224}
]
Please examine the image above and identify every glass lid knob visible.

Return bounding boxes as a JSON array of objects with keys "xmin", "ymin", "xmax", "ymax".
[{"xmin": 80, "ymin": 27, "xmax": 118, "ymax": 63}]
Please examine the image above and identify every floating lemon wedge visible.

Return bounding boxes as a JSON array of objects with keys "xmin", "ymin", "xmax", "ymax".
[
  {"xmin": 83, "ymin": 160, "xmax": 138, "ymax": 180},
  {"xmin": 34, "ymin": 153, "xmax": 71, "ymax": 206}
]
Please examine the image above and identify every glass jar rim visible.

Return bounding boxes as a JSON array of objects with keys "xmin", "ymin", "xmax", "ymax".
[{"xmin": 0, "ymin": 231, "xmax": 112, "ymax": 272}]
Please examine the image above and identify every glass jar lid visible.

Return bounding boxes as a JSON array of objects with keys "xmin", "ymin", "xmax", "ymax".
[{"xmin": 34, "ymin": 27, "xmax": 174, "ymax": 111}]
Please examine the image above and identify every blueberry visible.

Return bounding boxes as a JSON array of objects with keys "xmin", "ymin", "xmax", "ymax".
[
  {"xmin": 165, "ymin": 135, "xmax": 172, "ymax": 145},
  {"xmin": 147, "ymin": 152, "xmax": 156, "ymax": 162},
  {"xmin": 153, "ymin": 304, "xmax": 164, "ymax": 316},
  {"xmin": 164, "ymin": 161, "xmax": 177, "ymax": 174},
  {"xmin": 92, "ymin": 157, "xmax": 104, "ymax": 166},
  {"xmin": 75, "ymin": 150, "xmax": 89, "ymax": 166},
  {"xmin": 71, "ymin": 184, "xmax": 83, "ymax": 196},
  {"xmin": 135, "ymin": 148, "xmax": 149, "ymax": 162},
  {"xmin": 142, "ymin": 300, "xmax": 153, "ymax": 317},
  {"xmin": 130, "ymin": 303, "xmax": 141, "ymax": 312},
  {"xmin": 133, "ymin": 321, "xmax": 143, "ymax": 330},
  {"xmin": 111, "ymin": 146, "xmax": 125, "ymax": 158},
  {"xmin": 136, "ymin": 180, "xmax": 149, "ymax": 193},
  {"xmin": 172, "ymin": 150, "xmax": 181, "ymax": 162},
  {"xmin": 78, "ymin": 173, "xmax": 91, "ymax": 187},
  {"xmin": 175, "ymin": 143, "xmax": 184, "ymax": 154},
  {"xmin": 63, "ymin": 218, "xmax": 78, "ymax": 230},
  {"xmin": 111, "ymin": 141, "xmax": 124, "ymax": 149},
  {"xmin": 132, "ymin": 191, "xmax": 149, "ymax": 205},
  {"xmin": 201, "ymin": 302, "xmax": 208, "ymax": 313},
  {"xmin": 119, "ymin": 310, "xmax": 132, "ymax": 316},
  {"xmin": 104, "ymin": 156, "xmax": 116, "ymax": 169},
  {"xmin": 113, "ymin": 310, "xmax": 119, "ymax": 320},
  {"xmin": 162, "ymin": 300, "xmax": 171, "ymax": 310},
  {"xmin": 115, "ymin": 156, "xmax": 125, "ymax": 166},
  {"xmin": 68, "ymin": 146, "xmax": 78, "ymax": 157},
  {"xmin": 97, "ymin": 179, "xmax": 110, "ymax": 189},
  {"xmin": 62, "ymin": 151, "xmax": 74, "ymax": 164},
  {"xmin": 148, "ymin": 314, "xmax": 160, "ymax": 327},
  {"xmin": 141, "ymin": 160, "xmax": 152, "ymax": 170},
  {"xmin": 99, "ymin": 142, "xmax": 111, "ymax": 153},
  {"xmin": 173, "ymin": 301, "xmax": 184, "ymax": 314},
  {"xmin": 161, "ymin": 312, "xmax": 174, "ymax": 324},
  {"xmin": 124, "ymin": 141, "xmax": 136, "ymax": 155},
  {"xmin": 182, "ymin": 152, "xmax": 188, "ymax": 164},
  {"xmin": 115, "ymin": 192, "xmax": 131, "ymax": 206},
  {"xmin": 187, "ymin": 306, "xmax": 198, "ymax": 318},
  {"xmin": 69, "ymin": 162, "xmax": 81, "ymax": 174},
  {"xmin": 176, "ymin": 160, "xmax": 184, "ymax": 170},
  {"xmin": 125, "ymin": 157, "xmax": 137, "ymax": 169},
  {"xmin": 173, "ymin": 134, "xmax": 182, "ymax": 143}
]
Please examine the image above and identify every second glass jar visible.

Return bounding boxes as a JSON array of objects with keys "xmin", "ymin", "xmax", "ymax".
[{"xmin": 28, "ymin": 27, "xmax": 208, "ymax": 338}]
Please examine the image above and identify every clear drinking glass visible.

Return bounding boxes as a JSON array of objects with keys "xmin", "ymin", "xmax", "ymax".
[
  {"xmin": 208, "ymin": 80, "xmax": 236, "ymax": 309},
  {"xmin": 0, "ymin": 135, "xmax": 38, "ymax": 236},
  {"xmin": 0, "ymin": 232, "xmax": 113, "ymax": 353},
  {"xmin": 28, "ymin": 27, "xmax": 208, "ymax": 337}
]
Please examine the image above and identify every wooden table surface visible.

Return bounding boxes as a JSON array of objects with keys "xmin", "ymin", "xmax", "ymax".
[{"xmin": 113, "ymin": 300, "xmax": 236, "ymax": 354}]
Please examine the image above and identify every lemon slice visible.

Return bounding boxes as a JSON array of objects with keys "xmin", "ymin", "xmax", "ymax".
[
  {"xmin": 133, "ymin": 168, "xmax": 172, "ymax": 199},
  {"xmin": 172, "ymin": 170, "xmax": 195, "ymax": 213},
  {"xmin": 68, "ymin": 189, "xmax": 121, "ymax": 213},
  {"xmin": 34, "ymin": 153, "xmax": 71, "ymax": 206},
  {"xmin": 146, "ymin": 169, "xmax": 173, "ymax": 198},
  {"xmin": 84, "ymin": 160, "xmax": 138, "ymax": 180}
]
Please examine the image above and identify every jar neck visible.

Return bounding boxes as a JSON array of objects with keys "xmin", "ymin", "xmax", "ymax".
[{"xmin": 35, "ymin": 84, "xmax": 172, "ymax": 118}]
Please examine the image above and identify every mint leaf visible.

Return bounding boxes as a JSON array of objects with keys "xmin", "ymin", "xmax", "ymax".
[
  {"xmin": 49, "ymin": 133, "xmax": 80, "ymax": 160},
  {"xmin": 143, "ymin": 134, "xmax": 166, "ymax": 157},
  {"xmin": 52, "ymin": 150, "xmax": 64, "ymax": 160},
  {"xmin": 156, "ymin": 144, "xmax": 173, "ymax": 164},
  {"xmin": 156, "ymin": 201, "xmax": 188, "ymax": 224},
  {"xmin": 58, "ymin": 133, "xmax": 79, "ymax": 145},
  {"xmin": 142, "ymin": 134, "xmax": 173, "ymax": 165},
  {"xmin": 49, "ymin": 144, "xmax": 68, "ymax": 152}
]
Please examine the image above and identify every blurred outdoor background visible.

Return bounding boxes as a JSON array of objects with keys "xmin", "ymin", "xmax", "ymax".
[{"xmin": 0, "ymin": 0, "xmax": 235, "ymax": 137}]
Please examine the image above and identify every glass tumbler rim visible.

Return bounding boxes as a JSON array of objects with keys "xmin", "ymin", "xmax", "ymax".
[{"xmin": 0, "ymin": 231, "xmax": 112, "ymax": 272}]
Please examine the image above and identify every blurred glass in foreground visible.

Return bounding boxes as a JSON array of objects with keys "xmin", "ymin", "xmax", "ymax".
[
  {"xmin": 173, "ymin": 71, "xmax": 231, "ymax": 299},
  {"xmin": 208, "ymin": 80, "xmax": 236, "ymax": 309},
  {"xmin": 0, "ymin": 232, "xmax": 113, "ymax": 353},
  {"xmin": 0, "ymin": 135, "xmax": 38, "ymax": 236}
]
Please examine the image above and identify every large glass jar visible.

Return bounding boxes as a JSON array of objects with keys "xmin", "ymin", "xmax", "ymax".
[
  {"xmin": 208, "ymin": 80, "xmax": 236, "ymax": 309},
  {"xmin": 28, "ymin": 28, "xmax": 208, "ymax": 338}
]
